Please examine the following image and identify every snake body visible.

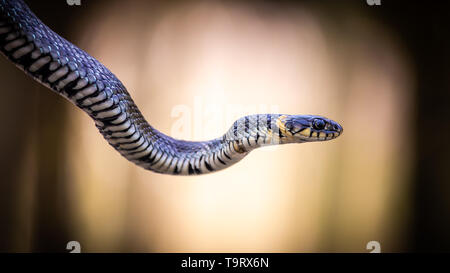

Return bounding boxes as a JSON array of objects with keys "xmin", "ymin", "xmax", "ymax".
[{"xmin": 0, "ymin": 0, "xmax": 343, "ymax": 175}]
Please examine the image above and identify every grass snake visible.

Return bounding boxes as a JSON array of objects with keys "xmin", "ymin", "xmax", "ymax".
[{"xmin": 0, "ymin": 0, "xmax": 343, "ymax": 175}]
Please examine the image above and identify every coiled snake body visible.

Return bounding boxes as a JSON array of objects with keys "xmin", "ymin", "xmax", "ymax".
[{"xmin": 0, "ymin": 0, "xmax": 343, "ymax": 175}]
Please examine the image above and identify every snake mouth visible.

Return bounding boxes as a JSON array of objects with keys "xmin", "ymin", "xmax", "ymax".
[{"xmin": 295, "ymin": 127, "xmax": 342, "ymax": 141}]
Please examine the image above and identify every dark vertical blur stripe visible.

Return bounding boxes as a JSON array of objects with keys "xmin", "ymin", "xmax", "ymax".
[
  {"xmin": 376, "ymin": 1, "xmax": 450, "ymax": 251},
  {"xmin": 31, "ymin": 88, "xmax": 71, "ymax": 252},
  {"xmin": 17, "ymin": 0, "xmax": 88, "ymax": 252},
  {"xmin": 408, "ymin": 4, "xmax": 450, "ymax": 252},
  {"xmin": 0, "ymin": 57, "xmax": 35, "ymax": 251}
]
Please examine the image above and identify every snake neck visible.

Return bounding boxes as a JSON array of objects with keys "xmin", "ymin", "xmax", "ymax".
[{"xmin": 124, "ymin": 114, "xmax": 285, "ymax": 175}]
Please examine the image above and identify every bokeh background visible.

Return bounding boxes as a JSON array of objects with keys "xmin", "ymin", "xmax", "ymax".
[{"xmin": 0, "ymin": 0, "xmax": 448, "ymax": 252}]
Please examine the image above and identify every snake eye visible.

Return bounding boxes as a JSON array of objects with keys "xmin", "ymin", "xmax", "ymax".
[{"xmin": 313, "ymin": 119, "xmax": 326, "ymax": 130}]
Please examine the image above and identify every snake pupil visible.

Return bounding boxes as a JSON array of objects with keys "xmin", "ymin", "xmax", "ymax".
[{"xmin": 313, "ymin": 119, "xmax": 326, "ymax": 130}]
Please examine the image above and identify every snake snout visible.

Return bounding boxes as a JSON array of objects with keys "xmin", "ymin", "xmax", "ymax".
[
  {"xmin": 321, "ymin": 119, "xmax": 343, "ymax": 140},
  {"xmin": 327, "ymin": 120, "xmax": 343, "ymax": 135}
]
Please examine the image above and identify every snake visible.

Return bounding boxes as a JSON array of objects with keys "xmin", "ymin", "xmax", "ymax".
[{"xmin": 0, "ymin": 0, "xmax": 343, "ymax": 176}]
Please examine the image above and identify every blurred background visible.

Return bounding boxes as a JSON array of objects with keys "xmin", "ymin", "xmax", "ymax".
[{"xmin": 0, "ymin": 0, "xmax": 448, "ymax": 252}]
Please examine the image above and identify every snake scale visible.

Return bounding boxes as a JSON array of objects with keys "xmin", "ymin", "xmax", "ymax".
[{"xmin": 0, "ymin": 0, "xmax": 343, "ymax": 175}]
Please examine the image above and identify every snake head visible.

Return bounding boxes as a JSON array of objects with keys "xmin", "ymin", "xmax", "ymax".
[{"xmin": 280, "ymin": 115, "xmax": 343, "ymax": 143}]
